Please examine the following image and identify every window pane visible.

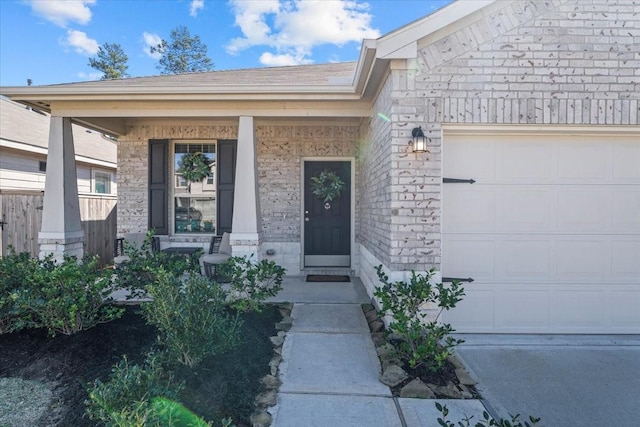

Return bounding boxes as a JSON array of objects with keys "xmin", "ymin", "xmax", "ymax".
[
  {"xmin": 94, "ymin": 172, "xmax": 111, "ymax": 194},
  {"xmin": 173, "ymin": 142, "xmax": 217, "ymax": 234}
]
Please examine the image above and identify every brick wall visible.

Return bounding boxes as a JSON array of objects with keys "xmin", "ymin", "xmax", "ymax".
[
  {"xmin": 359, "ymin": 75, "xmax": 394, "ymax": 267},
  {"xmin": 118, "ymin": 122, "xmax": 360, "ymax": 272},
  {"xmin": 362, "ymin": 0, "xmax": 639, "ymax": 274},
  {"xmin": 256, "ymin": 124, "xmax": 359, "ymax": 241},
  {"xmin": 117, "ymin": 123, "xmax": 237, "ymax": 235}
]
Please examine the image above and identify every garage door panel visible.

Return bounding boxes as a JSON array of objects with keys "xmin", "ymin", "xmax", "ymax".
[
  {"xmin": 445, "ymin": 140, "xmax": 497, "ymax": 178},
  {"xmin": 557, "ymin": 143, "xmax": 609, "ymax": 180},
  {"xmin": 610, "ymin": 290, "xmax": 640, "ymax": 327},
  {"xmin": 611, "ymin": 190, "xmax": 640, "ymax": 231},
  {"xmin": 443, "ymin": 131, "xmax": 640, "ymax": 333},
  {"xmin": 499, "ymin": 240, "xmax": 551, "ymax": 280},
  {"xmin": 443, "ymin": 188, "xmax": 496, "ymax": 233},
  {"xmin": 555, "ymin": 240, "xmax": 606, "ymax": 280},
  {"xmin": 611, "ymin": 240, "xmax": 640, "ymax": 279},
  {"xmin": 502, "ymin": 143, "xmax": 552, "ymax": 180},
  {"xmin": 550, "ymin": 290, "xmax": 605, "ymax": 328},
  {"xmin": 445, "ymin": 289, "xmax": 495, "ymax": 330},
  {"xmin": 500, "ymin": 188, "xmax": 552, "ymax": 232},
  {"xmin": 557, "ymin": 190, "xmax": 611, "ymax": 232},
  {"xmin": 443, "ymin": 238, "xmax": 495, "ymax": 279},
  {"xmin": 613, "ymin": 142, "xmax": 640, "ymax": 181},
  {"xmin": 494, "ymin": 289, "xmax": 550, "ymax": 328}
]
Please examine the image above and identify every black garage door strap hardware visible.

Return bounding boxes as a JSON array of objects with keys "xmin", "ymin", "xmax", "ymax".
[
  {"xmin": 442, "ymin": 277, "xmax": 475, "ymax": 283},
  {"xmin": 443, "ymin": 178, "xmax": 476, "ymax": 184}
]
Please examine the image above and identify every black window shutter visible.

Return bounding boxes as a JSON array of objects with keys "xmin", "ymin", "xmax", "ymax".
[
  {"xmin": 217, "ymin": 140, "xmax": 237, "ymax": 234},
  {"xmin": 148, "ymin": 139, "xmax": 169, "ymax": 235}
]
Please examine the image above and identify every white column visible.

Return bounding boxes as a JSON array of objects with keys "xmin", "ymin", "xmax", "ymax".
[
  {"xmin": 38, "ymin": 116, "xmax": 84, "ymax": 261},
  {"xmin": 231, "ymin": 116, "xmax": 261, "ymax": 258}
]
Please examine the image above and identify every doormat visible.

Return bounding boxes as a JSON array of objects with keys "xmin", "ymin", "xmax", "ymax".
[{"xmin": 306, "ymin": 275, "xmax": 351, "ymax": 283}]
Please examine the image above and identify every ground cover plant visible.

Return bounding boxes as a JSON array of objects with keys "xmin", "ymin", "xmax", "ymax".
[
  {"xmin": 0, "ymin": 247, "xmax": 286, "ymax": 426},
  {"xmin": 0, "ymin": 249, "xmax": 123, "ymax": 336},
  {"xmin": 373, "ymin": 264, "xmax": 465, "ymax": 372}
]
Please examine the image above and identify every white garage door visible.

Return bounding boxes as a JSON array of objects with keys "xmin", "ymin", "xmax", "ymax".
[{"xmin": 442, "ymin": 131, "xmax": 640, "ymax": 333}]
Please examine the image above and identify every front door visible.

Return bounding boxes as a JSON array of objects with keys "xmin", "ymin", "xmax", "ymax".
[{"xmin": 303, "ymin": 161, "xmax": 351, "ymax": 267}]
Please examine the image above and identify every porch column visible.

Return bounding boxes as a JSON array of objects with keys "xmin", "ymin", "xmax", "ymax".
[
  {"xmin": 38, "ymin": 116, "xmax": 84, "ymax": 261},
  {"xmin": 231, "ymin": 116, "xmax": 262, "ymax": 258}
]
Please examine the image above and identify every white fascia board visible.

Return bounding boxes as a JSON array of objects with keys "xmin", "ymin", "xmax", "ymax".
[
  {"xmin": 1, "ymin": 138, "xmax": 116, "ymax": 169},
  {"xmin": 376, "ymin": 0, "xmax": 496, "ymax": 59},
  {"xmin": 442, "ymin": 124, "xmax": 640, "ymax": 137},
  {"xmin": 0, "ymin": 138, "xmax": 47, "ymax": 155}
]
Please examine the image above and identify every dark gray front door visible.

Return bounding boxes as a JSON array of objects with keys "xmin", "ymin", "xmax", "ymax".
[{"xmin": 304, "ymin": 161, "xmax": 351, "ymax": 267}]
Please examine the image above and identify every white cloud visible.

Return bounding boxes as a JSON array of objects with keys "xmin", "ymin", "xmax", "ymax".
[
  {"xmin": 78, "ymin": 71, "xmax": 103, "ymax": 81},
  {"xmin": 190, "ymin": 0, "xmax": 205, "ymax": 17},
  {"xmin": 28, "ymin": 0, "xmax": 95, "ymax": 27},
  {"xmin": 142, "ymin": 32, "xmax": 163, "ymax": 59},
  {"xmin": 64, "ymin": 30, "xmax": 99, "ymax": 55},
  {"xmin": 259, "ymin": 52, "xmax": 312, "ymax": 67},
  {"xmin": 227, "ymin": 0, "xmax": 379, "ymax": 65}
]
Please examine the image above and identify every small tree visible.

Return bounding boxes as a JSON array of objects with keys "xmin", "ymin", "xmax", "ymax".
[
  {"xmin": 88, "ymin": 43, "xmax": 129, "ymax": 80},
  {"xmin": 151, "ymin": 25, "xmax": 213, "ymax": 74}
]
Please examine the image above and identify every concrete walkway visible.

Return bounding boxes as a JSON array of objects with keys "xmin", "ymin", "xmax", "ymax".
[{"xmin": 268, "ymin": 276, "xmax": 488, "ymax": 427}]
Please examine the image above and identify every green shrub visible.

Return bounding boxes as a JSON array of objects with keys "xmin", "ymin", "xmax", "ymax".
[
  {"xmin": 141, "ymin": 270, "xmax": 242, "ymax": 367},
  {"xmin": 436, "ymin": 402, "xmax": 541, "ymax": 427},
  {"xmin": 113, "ymin": 231, "xmax": 201, "ymax": 299},
  {"xmin": 86, "ymin": 353, "xmax": 182, "ymax": 426},
  {"xmin": 0, "ymin": 248, "xmax": 40, "ymax": 334},
  {"xmin": 373, "ymin": 264, "xmax": 465, "ymax": 372},
  {"xmin": 221, "ymin": 257, "xmax": 285, "ymax": 313},
  {"xmin": 9, "ymin": 253, "xmax": 123, "ymax": 336}
]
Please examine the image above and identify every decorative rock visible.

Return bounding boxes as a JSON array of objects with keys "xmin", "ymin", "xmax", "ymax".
[
  {"xmin": 370, "ymin": 320, "xmax": 385, "ymax": 332},
  {"xmin": 447, "ymin": 355, "xmax": 466, "ymax": 370},
  {"xmin": 376, "ymin": 343, "xmax": 396, "ymax": 359},
  {"xmin": 370, "ymin": 332, "xmax": 386, "ymax": 346},
  {"xmin": 455, "ymin": 368, "xmax": 477, "ymax": 386},
  {"xmin": 459, "ymin": 384, "xmax": 474, "ymax": 399},
  {"xmin": 430, "ymin": 382, "xmax": 463, "ymax": 399},
  {"xmin": 255, "ymin": 390, "xmax": 277, "ymax": 407},
  {"xmin": 400, "ymin": 378, "xmax": 436, "ymax": 398},
  {"xmin": 250, "ymin": 411, "xmax": 272, "ymax": 427},
  {"xmin": 270, "ymin": 335, "xmax": 285, "ymax": 347},
  {"xmin": 379, "ymin": 364, "xmax": 409, "ymax": 387},
  {"xmin": 261, "ymin": 374, "xmax": 282, "ymax": 389},
  {"xmin": 273, "ymin": 347, "xmax": 282, "ymax": 355}
]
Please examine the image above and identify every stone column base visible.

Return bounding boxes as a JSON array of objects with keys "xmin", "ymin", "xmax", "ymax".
[
  {"xmin": 229, "ymin": 232, "xmax": 262, "ymax": 260},
  {"xmin": 38, "ymin": 232, "xmax": 84, "ymax": 262}
]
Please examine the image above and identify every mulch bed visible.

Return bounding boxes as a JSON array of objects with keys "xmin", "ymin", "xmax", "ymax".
[{"xmin": 0, "ymin": 305, "xmax": 280, "ymax": 426}]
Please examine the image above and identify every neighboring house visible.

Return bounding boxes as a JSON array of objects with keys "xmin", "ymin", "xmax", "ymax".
[
  {"xmin": 1, "ymin": 0, "xmax": 638, "ymax": 334},
  {"xmin": 0, "ymin": 97, "xmax": 117, "ymax": 261}
]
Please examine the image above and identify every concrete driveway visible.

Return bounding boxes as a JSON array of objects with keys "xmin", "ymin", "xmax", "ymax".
[{"xmin": 455, "ymin": 335, "xmax": 640, "ymax": 427}]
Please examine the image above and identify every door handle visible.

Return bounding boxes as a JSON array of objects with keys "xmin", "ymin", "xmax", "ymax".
[{"xmin": 304, "ymin": 217, "xmax": 309, "ymax": 222}]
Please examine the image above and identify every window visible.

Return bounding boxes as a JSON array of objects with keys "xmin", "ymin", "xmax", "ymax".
[
  {"xmin": 39, "ymin": 161, "xmax": 46, "ymax": 172},
  {"xmin": 173, "ymin": 142, "xmax": 216, "ymax": 234},
  {"xmin": 93, "ymin": 171, "xmax": 112, "ymax": 194}
]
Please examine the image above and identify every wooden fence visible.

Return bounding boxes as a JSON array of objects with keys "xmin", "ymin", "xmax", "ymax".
[{"xmin": 0, "ymin": 192, "xmax": 117, "ymax": 265}]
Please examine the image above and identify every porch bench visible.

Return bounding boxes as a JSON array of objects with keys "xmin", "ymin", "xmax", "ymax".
[{"xmin": 199, "ymin": 232, "xmax": 232, "ymax": 282}]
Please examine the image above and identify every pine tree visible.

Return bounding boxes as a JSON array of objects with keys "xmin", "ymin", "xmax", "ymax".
[
  {"xmin": 88, "ymin": 43, "xmax": 129, "ymax": 80},
  {"xmin": 151, "ymin": 26, "xmax": 213, "ymax": 75}
]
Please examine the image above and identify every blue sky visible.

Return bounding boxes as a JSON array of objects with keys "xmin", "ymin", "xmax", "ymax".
[{"xmin": 0, "ymin": 0, "xmax": 453, "ymax": 86}]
